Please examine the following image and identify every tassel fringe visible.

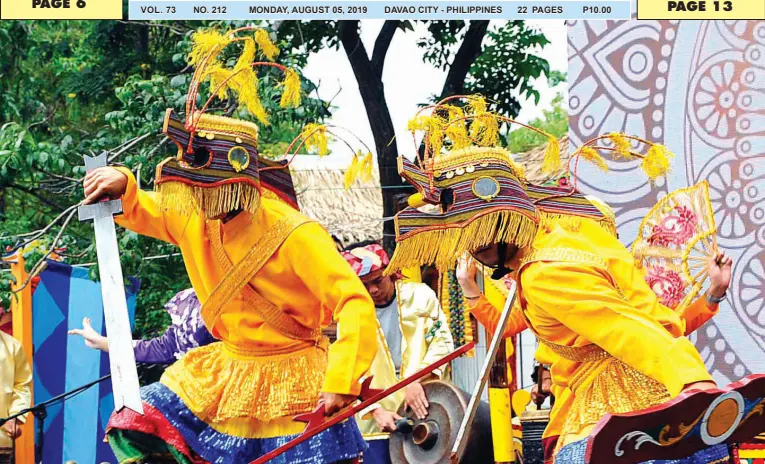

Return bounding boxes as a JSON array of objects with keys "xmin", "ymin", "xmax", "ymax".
[
  {"xmin": 542, "ymin": 136, "xmax": 562, "ymax": 174},
  {"xmin": 157, "ymin": 181, "xmax": 261, "ymax": 219},
  {"xmin": 387, "ymin": 211, "xmax": 538, "ymax": 273}
]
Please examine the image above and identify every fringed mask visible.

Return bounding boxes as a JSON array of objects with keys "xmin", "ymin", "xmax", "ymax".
[
  {"xmin": 155, "ymin": 27, "xmax": 302, "ymax": 219},
  {"xmin": 389, "ymin": 146, "xmax": 539, "ymax": 272}
]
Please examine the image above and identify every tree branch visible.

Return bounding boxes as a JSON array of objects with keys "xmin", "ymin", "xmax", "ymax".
[
  {"xmin": 440, "ymin": 20, "xmax": 490, "ymax": 98},
  {"xmin": 9, "ymin": 184, "xmax": 64, "ymax": 210},
  {"xmin": 371, "ymin": 21, "xmax": 399, "ymax": 78}
]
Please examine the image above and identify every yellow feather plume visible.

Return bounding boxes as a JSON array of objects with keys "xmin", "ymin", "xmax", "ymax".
[
  {"xmin": 408, "ymin": 116, "xmax": 428, "ymax": 132},
  {"xmin": 302, "ymin": 123, "xmax": 328, "ymax": 156},
  {"xmin": 235, "ymin": 37, "xmax": 257, "ymax": 73},
  {"xmin": 344, "ymin": 154, "xmax": 359, "ymax": 190},
  {"xmin": 205, "ymin": 63, "xmax": 231, "ymax": 100},
  {"xmin": 444, "ymin": 105, "xmax": 470, "ymax": 150},
  {"xmin": 608, "ymin": 133, "xmax": 632, "ymax": 158},
  {"xmin": 466, "ymin": 95, "xmax": 488, "ymax": 115},
  {"xmin": 541, "ymin": 135, "xmax": 561, "ymax": 174},
  {"xmin": 427, "ymin": 114, "xmax": 448, "ymax": 156},
  {"xmin": 359, "ymin": 151, "xmax": 374, "ymax": 183},
  {"xmin": 280, "ymin": 68, "xmax": 302, "ymax": 108},
  {"xmin": 470, "ymin": 111, "xmax": 499, "ymax": 147},
  {"xmin": 189, "ymin": 29, "xmax": 229, "ymax": 67},
  {"xmin": 579, "ymin": 146, "xmax": 608, "ymax": 172},
  {"xmin": 343, "ymin": 151, "xmax": 375, "ymax": 190},
  {"xmin": 230, "ymin": 69, "xmax": 268, "ymax": 125},
  {"xmin": 641, "ymin": 144, "xmax": 673, "ymax": 181},
  {"xmin": 254, "ymin": 29, "xmax": 280, "ymax": 61}
]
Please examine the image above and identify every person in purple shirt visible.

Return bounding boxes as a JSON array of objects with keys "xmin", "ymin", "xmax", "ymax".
[{"xmin": 68, "ymin": 288, "xmax": 215, "ymax": 364}]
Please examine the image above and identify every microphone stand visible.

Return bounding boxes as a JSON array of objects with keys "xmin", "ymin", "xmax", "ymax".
[{"xmin": 0, "ymin": 374, "xmax": 111, "ymax": 464}]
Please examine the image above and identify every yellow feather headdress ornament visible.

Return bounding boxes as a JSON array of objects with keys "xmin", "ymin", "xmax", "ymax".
[
  {"xmin": 272, "ymin": 123, "xmax": 377, "ymax": 191},
  {"xmin": 186, "ymin": 26, "xmax": 302, "ymax": 130}
]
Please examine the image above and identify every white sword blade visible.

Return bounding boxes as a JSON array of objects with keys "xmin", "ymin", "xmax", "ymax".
[{"xmin": 93, "ymin": 216, "xmax": 143, "ymax": 415}]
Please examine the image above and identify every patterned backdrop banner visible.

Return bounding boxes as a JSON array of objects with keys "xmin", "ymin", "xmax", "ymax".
[
  {"xmin": 32, "ymin": 260, "xmax": 139, "ymax": 464},
  {"xmin": 569, "ymin": 18, "xmax": 765, "ymax": 383}
]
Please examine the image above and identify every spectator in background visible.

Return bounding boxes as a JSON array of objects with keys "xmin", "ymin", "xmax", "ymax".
[
  {"xmin": 0, "ymin": 308, "xmax": 32, "ymax": 463},
  {"xmin": 342, "ymin": 241, "xmax": 454, "ymax": 434}
]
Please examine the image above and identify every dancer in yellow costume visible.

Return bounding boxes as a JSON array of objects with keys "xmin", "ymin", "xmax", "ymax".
[
  {"xmin": 385, "ymin": 97, "xmax": 732, "ymax": 462},
  {"xmin": 84, "ymin": 27, "xmax": 377, "ymax": 464},
  {"xmin": 454, "ymin": 190, "xmax": 721, "ymax": 463}
]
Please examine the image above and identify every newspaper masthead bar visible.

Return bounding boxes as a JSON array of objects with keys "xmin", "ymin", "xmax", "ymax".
[{"xmin": 129, "ymin": 0, "xmax": 630, "ymax": 19}]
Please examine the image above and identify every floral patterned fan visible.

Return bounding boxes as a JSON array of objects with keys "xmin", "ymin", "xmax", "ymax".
[{"xmin": 632, "ymin": 181, "xmax": 718, "ymax": 311}]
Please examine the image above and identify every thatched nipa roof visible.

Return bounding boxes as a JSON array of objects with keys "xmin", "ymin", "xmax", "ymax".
[
  {"xmin": 512, "ymin": 135, "xmax": 571, "ymax": 185},
  {"xmin": 292, "ymin": 169, "xmax": 383, "ymax": 247}
]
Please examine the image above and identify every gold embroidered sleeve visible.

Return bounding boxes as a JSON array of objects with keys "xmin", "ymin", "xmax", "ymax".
[{"xmin": 521, "ymin": 261, "xmax": 713, "ymax": 397}]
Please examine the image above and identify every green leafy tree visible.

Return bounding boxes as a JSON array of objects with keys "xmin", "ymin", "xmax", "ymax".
[{"xmin": 508, "ymin": 74, "xmax": 568, "ymax": 153}]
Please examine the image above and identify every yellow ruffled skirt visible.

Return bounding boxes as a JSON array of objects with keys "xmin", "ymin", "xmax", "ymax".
[
  {"xmin": 160, "ymin": 339, "xmax": 328, "ymax": 439},
  {"xmin": 544, "ymin": 342, "xmax": 671, "ymax": 457}
]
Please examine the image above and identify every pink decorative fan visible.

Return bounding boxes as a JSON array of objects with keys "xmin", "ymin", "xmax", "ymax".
[{"xmin": 632, "ymin": 181, "xmax": 718, "ymax": 311}]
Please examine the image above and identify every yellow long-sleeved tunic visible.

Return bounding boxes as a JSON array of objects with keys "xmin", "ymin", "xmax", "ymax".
[
  {"xmin": 468, "ymin": 219, "xmax": 718, "ymax": 451},
  {"xmin": 0, "ymin": 331, "xmax": 32, "ymax": 449},
  {"xmin": 468, "ymin": 291, "xmax": 718, "ymax": 444},
  {"xmin": 114, "ymin": 168, "xmax": 377, "ymax": 438}
]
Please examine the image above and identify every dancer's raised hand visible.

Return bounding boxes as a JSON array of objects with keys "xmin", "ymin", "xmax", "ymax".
[
  {"xmin": 68, "ymin": 317, "xmax": 109, "ymax": 352},
  {"xmin": 708, "ymin": 251, "xmax": 732, "ymax": 299}
]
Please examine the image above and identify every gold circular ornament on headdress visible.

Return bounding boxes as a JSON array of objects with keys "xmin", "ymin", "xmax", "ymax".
[
  {"xmin": 472, "ymin": 176, "xmax": 501, "ymax": 202},
  {"xmin": 227, "ymin": 146, "xmax": 251, "ymax": 173}
]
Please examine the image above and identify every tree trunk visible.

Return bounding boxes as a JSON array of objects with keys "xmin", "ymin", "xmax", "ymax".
[
  {"xmin": 135, "ymin": 24, "xmax": 151, "ymax": 64},
  {"xmin": 440, "ymin": 21, "xmax": 490, "ymax": 98},
  {"xmin": 338, "ymin": 21, "xmax": 411, "ymax": 255}
]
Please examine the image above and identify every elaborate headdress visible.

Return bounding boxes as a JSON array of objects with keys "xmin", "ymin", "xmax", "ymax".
[
  {"xmin": 387, "ymin": 96, "xmax": 674, "ymax": 273},
  {"xmin": 156, "ymin": 26, "xmax": 303, "ymax": 218}
]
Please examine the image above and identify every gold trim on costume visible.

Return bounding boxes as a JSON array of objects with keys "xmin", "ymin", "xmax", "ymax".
[
  {"xmin": 203, "ymin": 214, "xmax": 322, "ymax": 341},
  {"xmin": 520, "ymin": 247, "xmax": 606, "ymax": 271},
  {"xmin": 193, "ymin": 111, "xmax": 259, "ymax": 144},
  {"xmin": 432, "ymin": 146, "xmax": 526, "ymax": 180}
]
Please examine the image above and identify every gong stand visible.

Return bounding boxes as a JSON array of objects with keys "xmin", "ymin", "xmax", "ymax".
[{"xmin": 451, "ymin": 280, "xmax": 518, "ymax": 463}]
